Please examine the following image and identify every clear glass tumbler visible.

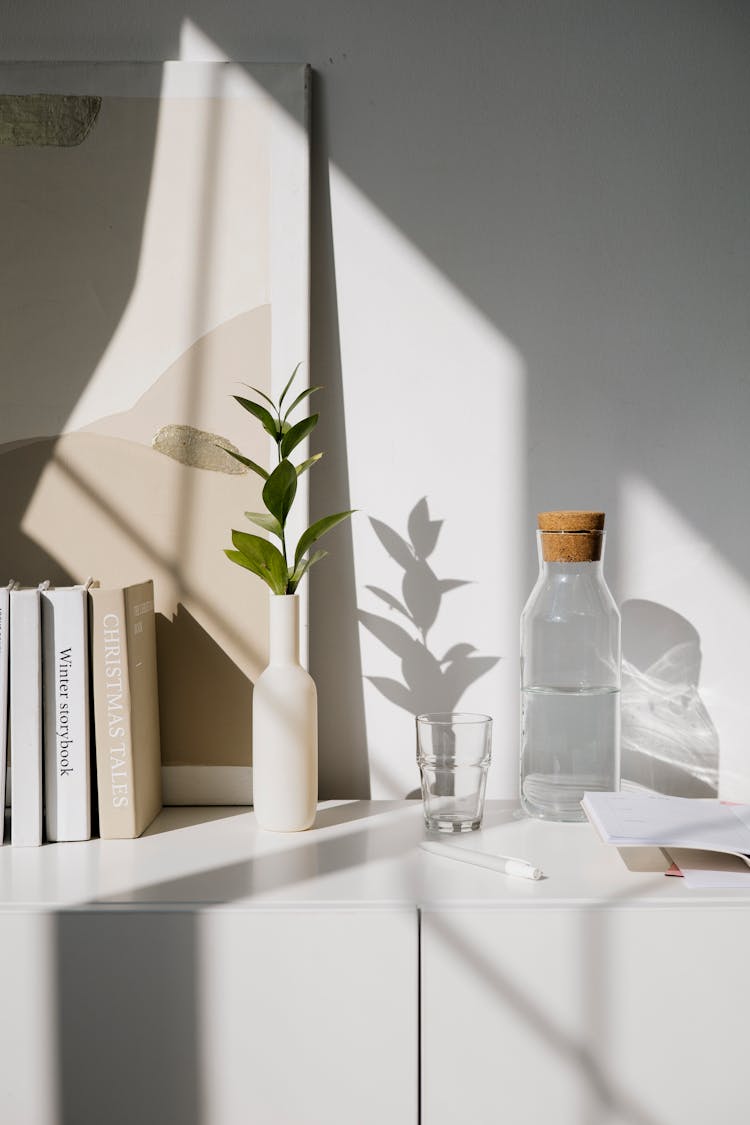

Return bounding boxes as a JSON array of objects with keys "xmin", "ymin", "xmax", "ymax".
[{"xmin": 416, "ymin": 712, "xmax": 492, "ymax": 832}]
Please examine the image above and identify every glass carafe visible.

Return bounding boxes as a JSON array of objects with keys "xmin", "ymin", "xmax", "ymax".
[{"xmin": 520, "ymin": 511, "xmax": 621, "ymax": 821}]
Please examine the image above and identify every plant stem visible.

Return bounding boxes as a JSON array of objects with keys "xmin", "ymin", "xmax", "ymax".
[{"xmin": 274, "ymin": 411, "xmax": 291, "ymax": 589}]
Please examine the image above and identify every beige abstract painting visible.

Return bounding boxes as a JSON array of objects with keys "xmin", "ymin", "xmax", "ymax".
[{"xmin": 0, "ymin": 63, "xmax": 310, "ymax": 802}]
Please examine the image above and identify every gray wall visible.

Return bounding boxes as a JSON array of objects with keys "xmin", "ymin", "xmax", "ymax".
[{"xmin": 4, "ymin": 2, "xmax": 750, "ymax": 798}]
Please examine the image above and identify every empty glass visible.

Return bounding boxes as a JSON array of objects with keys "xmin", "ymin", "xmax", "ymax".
[{"xmin": 416, "ymin": 713, "xmax": 492, "ymax": 832}]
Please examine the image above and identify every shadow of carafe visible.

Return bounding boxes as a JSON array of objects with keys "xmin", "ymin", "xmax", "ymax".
[
  {"xmin": 621, "ymin": 599, "xmax": 719, "ymax": 796},
  {"xmin": 359, "ymin": 498, "xmax": 499, "ymax": 797}
]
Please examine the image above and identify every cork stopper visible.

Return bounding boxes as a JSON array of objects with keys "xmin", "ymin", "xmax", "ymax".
[{"xmin": 537, "ymin": 511, "xmax": 605, "ymax": 562}]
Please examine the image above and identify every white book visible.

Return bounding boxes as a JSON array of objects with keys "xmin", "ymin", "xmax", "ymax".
[
  {"xmin": 10, "ymin": 587, "xmax": 43, "ymax": 847},
  {"xmin": 42, "ymin": 584, "xmax": 92, "ymax": 842},
  {"xmin": 0, "ymin": 583, "xmax": 12, "ymax": 843}
]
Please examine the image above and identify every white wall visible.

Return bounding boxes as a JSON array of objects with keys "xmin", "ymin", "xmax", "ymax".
[{"xmin": 4, "ymin": 2, "xmax": 750, "ymax": 800}]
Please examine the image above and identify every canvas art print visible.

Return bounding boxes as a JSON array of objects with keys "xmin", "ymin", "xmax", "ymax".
[{"xmin": 0, "ymin": 62, "xmax": 310, "ymax": 803}]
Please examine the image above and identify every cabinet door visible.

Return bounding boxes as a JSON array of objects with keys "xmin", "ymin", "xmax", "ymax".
[
  {"xmin": 0, "ymin": 914, "xmax": 61, "ymax": 1125},
  {"xmin": 0, "ymin": 910, "xmax": 204, "ymax": 1125},
  {"xmin": 421, "ymin": 906, "xmax": 749, "ymax": 1125},
  {"xmin": 198, "ymin": 908, "xmax": 418, "ymax": 1125},
  {"xmin": 0, "ymin": 907, "xmax": 417, "ymax": 1125}
]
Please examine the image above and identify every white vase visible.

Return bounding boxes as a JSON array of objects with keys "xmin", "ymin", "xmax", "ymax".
[{"xmin": 252, "ymin": 594, "xmax": 318, "ymax": 831}]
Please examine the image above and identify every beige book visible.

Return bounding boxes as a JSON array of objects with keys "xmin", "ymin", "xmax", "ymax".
[{"xmin": 90, "ymin": 580, "xmax": 162, "ymax": 839}]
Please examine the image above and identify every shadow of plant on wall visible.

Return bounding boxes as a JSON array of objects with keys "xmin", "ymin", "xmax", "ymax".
[{"xmin": 359, "ymin": 498, "xmax": 499, "ymax": 720}]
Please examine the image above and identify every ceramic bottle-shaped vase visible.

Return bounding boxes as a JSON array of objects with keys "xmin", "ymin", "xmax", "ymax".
[{"xmin": 252, "ymin": 594, "xmax": 317, "ymax": 831}]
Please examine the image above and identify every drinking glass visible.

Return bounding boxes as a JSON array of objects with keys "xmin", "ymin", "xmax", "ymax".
[{"xmin": 416, "ymin": 713, "xmax": 492, "ymax": 832}]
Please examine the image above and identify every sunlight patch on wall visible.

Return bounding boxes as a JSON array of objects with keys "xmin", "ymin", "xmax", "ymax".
[
  {"xmin": 329, "ymin": 165, "xmax": 526, "ymax": 797},
  {"xmin": 179, "ymin": 17, "xmax": 231, "ymax": 62}
]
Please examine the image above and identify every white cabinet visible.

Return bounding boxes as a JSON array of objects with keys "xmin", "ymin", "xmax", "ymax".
[
  {"xmin": 1, "ymin": 801, "xmax": 748, "ymax": 1124},
  {"xmin": 196, "ymin": 909, "xmax": 416, "ymax": 1125},
  {"xmin": 421, "ymin": 906, "xmax": 749, "ymax": 1125}
]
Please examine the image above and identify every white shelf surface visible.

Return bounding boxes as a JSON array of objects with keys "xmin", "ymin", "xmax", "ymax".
[{"xmin": 2, "ymin": 800, "xmax": 750, "ymax": 911}]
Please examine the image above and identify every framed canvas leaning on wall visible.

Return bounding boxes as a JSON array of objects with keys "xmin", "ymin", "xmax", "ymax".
[{"xmin": 0, "ymin": 61, "xmax": 311, "ymax": 804}]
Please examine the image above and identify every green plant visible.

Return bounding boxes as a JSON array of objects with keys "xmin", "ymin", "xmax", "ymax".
[{"xmin": 222, "ymin": 365, "xmax": 354, "ymax": 595}]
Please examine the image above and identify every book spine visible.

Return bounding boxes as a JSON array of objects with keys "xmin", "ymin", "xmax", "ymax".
[
  {"xmin": 91, "ymin": 588, "xmax": 135, "ymax": 838},
  {"xmin": 0, "ymin": 588, "xmax": 10, "ymax": 842},
  {"xmin": 42, "ymin": 590, "xmax": 91, "ymax": 842},
  {"xmin": 124, "ymin": 581, "xmax": 162, "ymax": 836},
  {"xmin": 10, "ymin": 590, "xmax": 42, "ymax": 847}
]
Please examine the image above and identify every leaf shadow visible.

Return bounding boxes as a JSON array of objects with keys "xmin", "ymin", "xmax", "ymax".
[{"xmin": 359, "ymin": 498, "xmax": 499, "ymax": 719}]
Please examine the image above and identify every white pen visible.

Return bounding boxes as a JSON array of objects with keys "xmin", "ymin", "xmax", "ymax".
[{"xmin": 420, "ymin": 839, "xmax": 543, "ymax": 881}]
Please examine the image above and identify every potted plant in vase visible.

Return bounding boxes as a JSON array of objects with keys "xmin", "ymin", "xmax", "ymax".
[{"xmin": 222, "ymin": 365, "xmax": 354, "ymax": 831}]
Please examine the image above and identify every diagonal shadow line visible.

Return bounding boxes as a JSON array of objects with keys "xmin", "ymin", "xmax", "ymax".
[
  {"xmin": 423, "ymin": 907, "xmax": 669, "ymax": 1125},
  {"xmin": 75, "ymin": 804, "xmax": 421, "ymax": 908}
]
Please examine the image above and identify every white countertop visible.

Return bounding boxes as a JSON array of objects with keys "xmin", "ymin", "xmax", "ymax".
[{"xmin": 1, "ymin": 800, "xmax": 749, "ymax": 911}]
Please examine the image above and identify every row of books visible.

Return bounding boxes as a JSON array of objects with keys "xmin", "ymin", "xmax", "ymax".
[{"xmin": 1, "ymin": 578, "xmax": 162, "ymax": 846}]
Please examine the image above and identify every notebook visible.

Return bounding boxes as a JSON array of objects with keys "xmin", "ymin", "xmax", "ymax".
[{"xmin": 582, "ymin": 791, "xmax": 750, "ymax": 888}]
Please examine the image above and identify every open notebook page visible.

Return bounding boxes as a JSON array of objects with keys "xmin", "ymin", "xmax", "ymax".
[{"xmin": 582, "ymin": 792, "xmax": 750, "ymax": 857}]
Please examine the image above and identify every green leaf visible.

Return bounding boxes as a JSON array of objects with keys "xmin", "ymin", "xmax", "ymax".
[
  {"xmin": 294, "ymin": 510, "xmax": 355, "ymax": 569},
  {"xmin": 225, "ymin": 549, "xmax": 285, "ymax": 593},
  {"xmin": 281, "ymin": 414, "xmax": 319, "ymax": 459},
  {"xmin": 234, "ymin": 396, "xmax": 280, "ymax": 440},
  {"xmin": 225, "ymin": 549, "xmax": 270, "ymax": 583},
  {"xmin": 287, "ymin": 549, "xmax": 327, "ymax": 593},
  {"xmin": 295, "ymin": 452, "xmax": 324, "ymax": 476},
  {"xmin": 230, "ymin": 532, "xmax": 288, "ymax": 594},
  {"xmin": 262, "ymin": 459, "xmax": 298, "ymax": 527},
  {"xmin": 215, "ymin": 445, "xmax": 269, "ymax": 480},
  {"xmin": 240, "ymin": 383, "xmax": 277, "ymax": 411},
  {"xmin": 283, "ymin": 385, "xmax": 323, "ymax": 422},
  {"xmin": 244, "ymin": 511, "xmax": 283, "ymax": 538},
  {"xmin": 278, "ymin": 362, "xmax": 302, "ymax": 409}
]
